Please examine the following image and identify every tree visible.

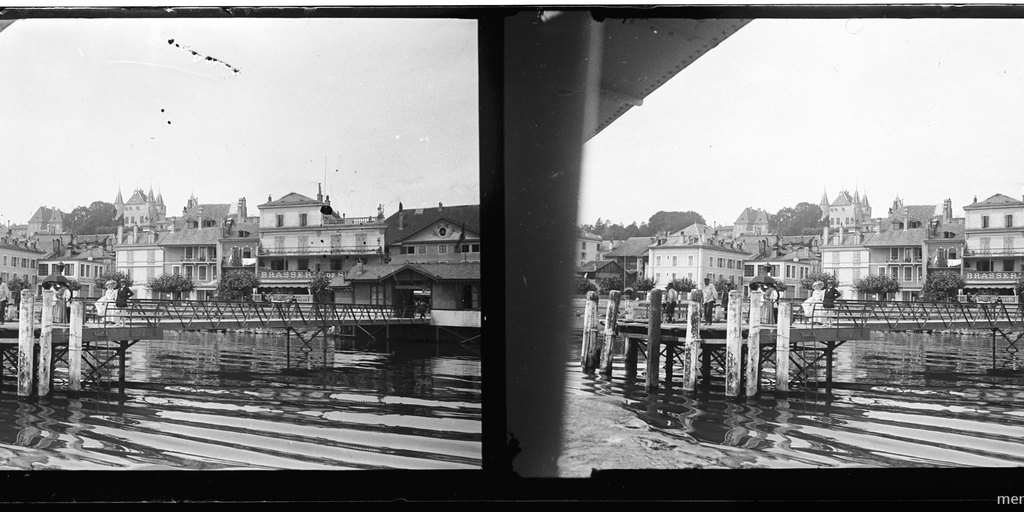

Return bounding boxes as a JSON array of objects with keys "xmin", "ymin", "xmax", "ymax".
[
  {"xmin": 218, "ymin": 270, "xmax": 260, "ymax": 301},
  {"xmin": 65, "ymin": 278, "xmax": 82, "ymax": 292},
  {"xmin": 633, "ymin": 275, "xmax": 656, "ymax": 292},
  {"xmin": 669, "ymin": 278, "xmax": 696, "ymax": 294},
  {"xmin": 770, "ymin": 202, "xmax": 828, "ymax": 236},
  {"xmin": 800, "ymin": 271, "xmax": 839, "ymax": 291},
  {"xmin": 65, "ymin": 201, "xmax": 118, "ymax": 235},
  {"xmin": 854, "ymin": 274, "xmax": 901, "ymax": 300},
  {"xmin": 308, "ymin": 272, "xmax": 333, "ymax": 302},
  {"xmin": 598, "ymin": 276, "xmax": 623, "ymax": 294},
  {"xmin": 647, "ymin": 211, "xmax": 706, "ymax": 236},
  {"xmin": 7, "ymin": 275, "xmax": 30, "ymax": 307},
  {"xmin": 921, "ymin": 270, "xmax": 965, "ymax": 302},
  {"xmin": 1016, "ymin": 274, "xmax": 1024, "ymax": 299},
  {"xmin": 95, "ymin": 270, "xmax": 132, "ymax": 290},
  {"xmin": 149, "ymin": 273, "xmax": 195, "ymax": 300}
]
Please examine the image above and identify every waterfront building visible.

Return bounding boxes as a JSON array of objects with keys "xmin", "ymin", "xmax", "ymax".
[
  {"xmin": 26, "ymin": 206, "xmax": 64, "ymax": 236},
  {"xmin": 923, "ymin": 199, "xmax": 965, "ymax": 283},
  {"xmin": 345, "ymin": 261, "xmax": 481, "ymax": 327},
  {"xmin": 0, "ymin": 236, "xmax": 43, "ymax": 288},
  {"xmin": 732, "ymin": 207, "xmax": 770, "ymax": 236},
  {"xmin": 384, "ymin": 203, "xmax": 479, "ymax": 264},
  {"xmin": 645, "ymin": 225, "xmax": 749, "ymax": 291},
  {"xmin": 577, "ymin": 230, "xmax": 602, "ymax": 268},
  {"xmin": 743, "ymin": 244, "xmax": 820, "ymax": 300},
  {"xmin": 962, "ymin": 193, "xmax": 1024, "ymax": 300},
  {"xmin": 113, "ymin": 226, "xmax": 164, "ymax": 299},
  {"xmin": 821, "ymin": 229, "xmax": 871, "ymax": 300},
  {"xmin": 862, "ymin": 228, "xmax": 927, "ymax": 301},
  {"xmin": 175, "ymin": 195, "xmax": 231, "ymax": 230},
  {"xmin": 576, "ymin": 260, "xmax": 625, "ymax": 290},
  {"xmin": 159, "ymin": 227, "xmax": 221, "ymax": 300},
  {"xmin": 218, "ymin": 197, "xmax": 260, "ymax": 286},
  {"xmin": 256, "ymin": 186, "xmax": 386, "ymax": 298},
  {"xmin": 602, "ymin": 236, "xmax": 656, "ymax": 287},
  {"xmin": 37, "ymin": 239, "xmax": 115, "ymax": 298},
  {"xmin": 115, "ymin": 187, "xmax": 166, "ymax": 232}
]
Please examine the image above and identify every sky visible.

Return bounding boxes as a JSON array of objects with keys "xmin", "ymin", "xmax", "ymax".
[
  {"xmin": 580, "ymin": 18, "xmax": 1024, "ymax": 230},
  {"xmin": 0, "ymin": 17, "xmax": 478, "ymax": 226}
]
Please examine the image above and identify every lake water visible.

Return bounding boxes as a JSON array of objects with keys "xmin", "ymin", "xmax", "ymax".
[
  {"xmin": 560, "ymin": 329, "xmax": 1024, "ymax": 474},
  {"xmin": 0, "ymin": 331, "xmax": 481, "ymax": 470}
]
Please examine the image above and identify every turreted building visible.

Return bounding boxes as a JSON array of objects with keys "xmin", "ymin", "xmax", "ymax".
[
  {"xmin": 115, "ymin": 187, "xmax": 166, "ymax": 231},
  {"xmin": 819, "ymin": 188, "xmax": 872, "ymax": 230}
]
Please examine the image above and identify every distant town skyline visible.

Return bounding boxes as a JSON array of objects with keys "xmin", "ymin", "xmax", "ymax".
[
  {"xmin": 0, "ymin": 17, "xmax": 479, "ymax": 228},
  {"xmin": 580, "ymin": 18, "xmax": 1024, "ymax": 230}
]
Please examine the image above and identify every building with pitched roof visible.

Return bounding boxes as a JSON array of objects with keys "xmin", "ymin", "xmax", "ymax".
[
  {"xmin": 733, "ymin": 207, "xmax": 770, "ymax": 236},
  {"xmin": 820, "ymin": 188, "xmax": 872, "ymax": 231},
  {"xmin": 158, "ymin": 227, "xmax": 222, "ymax": 300},
  {"xmin": 345, "ymin": 261, "xmax": 481, "ymax": 328},
  {"xmin": 26, "ymin": 206, "xmax": 64, "ymax": 235},
  {"xmin": 602, "ymin": 236, "xmax": 656, "ymax": 286},
  {"xmin": 115, "ymin": 187, "xmax": 166, "ymax": 231},
  {"xmin": 37, "ymin": 243, "xmax": 114, "ymax": 298},
  {"xmin": 256, "ymin": 186, "xmax": 386, "ymax": 297},
  {"xmin": 384, "ymin": 203, "xmax": 479, "ymax": 264},
  {"xmin": 219, "ymin": 199, "xmax": 260, "ymax": 286},
  {"xmin": 961, "ymin": 193, "xmax": 1024, "ymax": 299},
  {"xmin": 0, "ymin": 236, "xmax": 43, "ymax": 290},
  {"xmin": 646, "ymin": 229, "xmax": 750, "ymax": 289},
  {"xmin": 113, "ymin": 226, "xmax": 164, "ymax": 299},
  {"xmin": 820, "ymin": 229, "xmax": 872, "ymax": 300},
  {"xmin": 576, "ymin": 230, "xmax": 602, "ymax": 268},
  {"xmin": 861, "ymin": 228, "xmax": 928, "ymax": 300}
]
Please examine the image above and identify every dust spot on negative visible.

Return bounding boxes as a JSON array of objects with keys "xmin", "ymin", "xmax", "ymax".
[{"xmin": 167, "ymin": 121, "xmax": 172, "ymax": 125}]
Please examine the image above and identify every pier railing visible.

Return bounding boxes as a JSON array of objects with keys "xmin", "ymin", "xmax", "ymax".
[
  {"xmin": 78, "ymin": 298, "xmax": 424, "ymax": 331},
  {"xmin": 790, "ymin": 299, "xmax": 1024, "ymax": 332}
]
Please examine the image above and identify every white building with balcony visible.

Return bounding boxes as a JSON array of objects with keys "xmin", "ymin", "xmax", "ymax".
[
  {"xmin": 114, "ymin": 227, "xmax": 165, "ymax": 300},
  {"xmin": 821, "ymin": 229, "xmax": 870, "ymax": 300},
  {"xmin": 962, "ymin": 193, "xmax": 1024, "ymax": 300},
  {"xmin": 256, "ymin": 188, "xmax": 387, "ymax": 298},
  {"xmin": 645, "ymin": 227, "xmax": 749, "ymax": 291}
]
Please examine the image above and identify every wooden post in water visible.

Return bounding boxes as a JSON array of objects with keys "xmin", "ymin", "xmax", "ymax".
[
  {"xmin": 37, "ymin": 289, "xmax": 55, "ymax": 398},
  {"xmin": 776, "ymin": 302, "xmax": 792, "ymax": 393},
  {"xmin": 645, "ymin": 289, "xmax": 663, "ymax": 391},
  {"xmin": 581, "ymin": 291, "xmax": 600, "ymax": 372},
  {"xmin": 681, "ymin": 300, "xmax": 700, "ymax": 391},
  {"xmin": 599, "ymin": 290, "xmax": 621, "ymax": 375},
  {"xmin": 725, "ymin": 289, "xmax": 743, "ymax": 397},
  {"xmin": 624, "ymin": 337, "xmax": 639, "ymax": 380},
  {"xmin": 17, "ymin": 290, "xmax": 36, "ymax": 398},
  {"xmin": 745, "ymin": 290, "xmax": 763, "ymax": 397},
  {"xmin": 69, "ymin": 301, "xmax": 84, "ymax": 392}
]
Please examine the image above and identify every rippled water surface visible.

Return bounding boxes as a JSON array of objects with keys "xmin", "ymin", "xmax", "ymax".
[
  {"xmin": 560, "ymin": 330, "xmax": 1024, "ymax": 473},
  {"xmin": 0, "ymin": 331, "xmax": 481, "ymax": 470}
]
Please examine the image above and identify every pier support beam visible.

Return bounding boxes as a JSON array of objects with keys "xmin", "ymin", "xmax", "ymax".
[
  {"xmin": 581, "ymin": 291, "xmax": 600, "ymax": 372},
  {"xmin": 775, "ymin": 302, "xmax": 792, "ymax": 393},
  {"xmin": 645, "ymin": 289, "xmax": 663, "ymax": 392},
  {"xmin": 599, "ymin": 290, "xmax": 621, "ymax": 375},
  {"xmin": 746, "ymin": 290, "xmax": 763, "ymax": 397},
  {"xmin": 17, "ymin": 290, "xmax": 36, "ymax": 398},
  {"xmin": 725, "ymin": 289, "xmax": 742, "ymax": 397},
  {"xmin": 37, "ymin": 290, "xmax": 54, "ymax": 398},
  {"xmin": 681, "ymin": 300, "xmax": 700, "ymax": 391},
  {"xmin": 624, "ymin": 337, "xmax": 639, "ymax": 380},
  {"xmin": 69, "ymin": 301, "xmax": 84, "ymax": 392}
]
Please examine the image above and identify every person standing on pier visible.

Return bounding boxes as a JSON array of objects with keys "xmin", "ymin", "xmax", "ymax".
[
  {"xmin": 0, "ymin": 277, "xmax": 9, "ymax": 325},
  {"xmin": 702, "ymin": 277, "xmax": 717, "ymax": 325},
  {"xmin": 822, "ymin": 282, "xmax": 841, "ymax": 327},
  {"xmin": 114, "ymin": 279, "xmax": 134, "ymax": 327},
  {"xmin": 664, "ymin": 283, "xmax": 677, "ymax": 323}
]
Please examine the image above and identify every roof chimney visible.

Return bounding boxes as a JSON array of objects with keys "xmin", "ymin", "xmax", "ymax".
[
  {"xmin": 438, "ymin": 202, "xmax": 443, "ymax": 212},
  {"xmin": 238, "ymin": 197, "xmax": 247, "ymax": 220},
  {"xmin": 117, "ymin": 225, "xmax": 124, "ymax": 244},
  {"xmin": 317, "ymin": 183, "xmax": 323, "ymax": 203}
]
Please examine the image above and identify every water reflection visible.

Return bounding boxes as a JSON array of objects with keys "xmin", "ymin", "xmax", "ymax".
[
  {"xmin": 0, "ymin": 331, "xmax": 480, "ymax": 470},
  {"xmin": 562, "ymin": 330, "xmax": 1024, "ymax": 471}
]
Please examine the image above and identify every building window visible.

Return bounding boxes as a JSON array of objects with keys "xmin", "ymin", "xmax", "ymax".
[
  {"xmin": 298, "ymin": 236, "xmax": 309, "ymax": 251},
  {"xmin": 65, "ymin": 264, "xmax": 74, "ymax": 277},
  {"xmin": 831, "ymin": 252, "xmax": 839, "ymax": 263},
  {"xmin": 853, "ymin": 253, "xmax": 860, "ymax": 264},
  {"xmin": 198, "ymin": 266, "xmax": 207, "ymax": 280},
  {"xmin": 913, "ymin": 248, "xmax": 922, "ymax": 261},
  {"xmin": 276, "ymin": 214, "xmax": 284, "ymax": 227},
  {"xmin": 404, "ymin": 246, "xmax": 416, "ymax": 255},
  {"xmin": 744, "ymin": 265, "xmax": 754, "ymax": 277},
  {"xmin": 718, "ymin": 257, "xmax": 724, "ymax": 268},
  {"xmin": 852, "ymin": 268, "xmax": 861, "ymax": 280},
  {"xmin": 581, "ymin": 241, "xmax": 586, "ymax": 250},
  {"xmin": 904, "ymin": 266, "xmax": 912, "ymax": 281},
  {"xmin": 982, "ymin": 215, "xmax": 990, "ymax": 228},
  {"xmin": 687, "ymin": 272, "xmax": 693, "ymax": 280},
  {"xmin": 1006, "ymin": 214, "xmax": 1014, "ymax": 228},
  {"xmin": 981, "ymin": 238, "xmax": 990, "ymax": 251},
  {"xmin": 172, "ymin": 265, "xmax": 180, "ymax": 275},
  {"xmin": 185, "ymin": 266, "xmax": 194, "ymax": 279},
  {"xmin": 672, "ymin": 256, "xmax": 677, "ymax": 266},
  {"xmin": 889, "ymin": 248, "xmax": 899, "ymax": 261},
  {"xmin": 1004, "ymin": 259, "xmax": 1016, "ymax": 272},
  {"xmin": 275, "ymin": 236, "xmax": 285, "ymax": 250},
  {"xmin": 38, "ymin": 264, "xmax": 47, "ymax": 276},
  {"xmin": 300, "ymin": 213, "xmax": 308, "ymax": 227},
  {"xmin": 878, "ymin": 266, "xmax": 886, "ymax": 276},
  {"xmin": 688, "ymin": 256, "xmax": 694, "ymax": 266},
  {"xmin": 330, "ymin": 259, "xmax": 343, "ymax": 271},
  {"xmin": 438, "ymin": 245, "xmax": 448, "ymax": 254},
  {"xmin": 655, "ymin": 273, "xmax": 660, "ymax": 283},
  {"xmin": 297, "ymin": 258, "xmax": 309, "ymax": 270},
  {"xmin": 270, "ymin": 259, "xmax": 286, "ymax": 270},
  {"xmin": 671, "ymin": 272, "xmax": 676, "ymax": 280},
  {"xmin": 1004, "ymin": 237, "xmax": 1014, "ymax": 252},
  {"xmin": 709, "ymin": 257, "xmax": 714, "ymax": 267},
  {"xmin": 948, "ymin": 249, "xmax": 957, "ymax": 259},
  {"xmin": 242, "ymin": 247, "xmax": 252, "ymax": 258},
  {"xmin": 656, "ymin": 256, "xmax": 661, "ymax": 266},
  {"xmin": 418, "ymin": 246, "xmax": 426, "ymax": 254}
]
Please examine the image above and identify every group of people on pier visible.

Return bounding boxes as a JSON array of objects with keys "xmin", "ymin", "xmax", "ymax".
[{"xmin": 662, "ymin": 278, "xmax": 719, "ymax": 325}]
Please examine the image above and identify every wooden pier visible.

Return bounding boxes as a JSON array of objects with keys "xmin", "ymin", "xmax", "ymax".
[
  {"xmin": 0, "ymin": 293, "xmax": 431, "ymax": 398},
  {"xmin": 582, "ymin": 290, "xmax": 1024, "ymax": 397}
]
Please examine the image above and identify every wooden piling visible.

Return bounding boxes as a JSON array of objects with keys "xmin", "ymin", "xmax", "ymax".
[
  {"xmin": 645, "ymin": 289, "xmax": 663, "ymax": 392},
  {"xmin": 17, "ymin": 290, "xmax": 35, "ymax": 398},
  {"xmin": 69, "ymin": 301, "xmax": 84, "ymax": 392},
  {"xmin": 581, "ymin": 291, "xmax": 600, "ymax": 372},
  {"xmin": 745, "ymin": 290, "xmax": 763, "ymax": 397},
  {"xmin": 681, "ymin": 300, "xmax": 700, "ymax": 391},
  {"xmin": 599, "ymin": 290, "xmax": 621, "ymax": 375},
  {"xmin": 776, "ymin": 303, "xmax": 792, "ymax": 393},
  {"xmin": 624, "ymin": 337, "xmax": 639, "ymax": 380},
  {"xmin": 725, "ymin": 289, "xmax": 742, "ymax": 397},
  {"xmin": 37, "ymin": 290, "xmax": 55, "ymax": 398}
]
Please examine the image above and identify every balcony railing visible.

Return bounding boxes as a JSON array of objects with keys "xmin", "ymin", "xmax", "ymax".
[
  {"xmin": 321, "ymin": 215, "xmax": 382, "ymax": 226},
  {"xmin": 884, "ymin": 257, "xmax": 923, "ymax": 263},
  {"xmin": 963, "ymin": 270, "xmax": 1024, "ymax": 282},
  {"xmin": 259, "ymin": 246, "xmax": 381, "ymax": 256},
  {"xmin": 963, "ymin": 248, "xmax": 1024, "ymax": 257}
]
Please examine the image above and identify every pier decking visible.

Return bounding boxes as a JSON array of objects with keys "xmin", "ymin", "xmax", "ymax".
[{"xmin": 580, "ymin": 289, "xmax": 1024, "ymax": 397}]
